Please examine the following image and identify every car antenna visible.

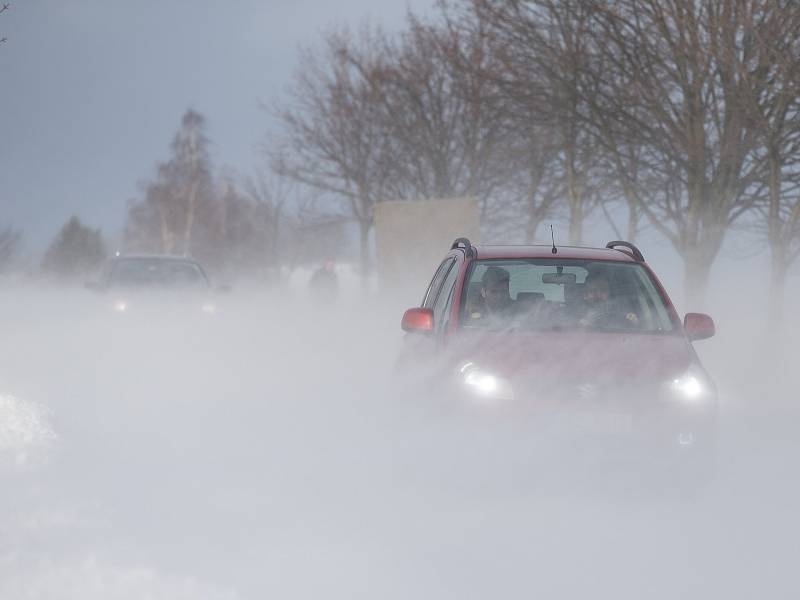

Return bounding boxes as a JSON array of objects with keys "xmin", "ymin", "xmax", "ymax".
[{"xmin": 550, "ymin": 225, "xmax": 558, "ymax": 254}]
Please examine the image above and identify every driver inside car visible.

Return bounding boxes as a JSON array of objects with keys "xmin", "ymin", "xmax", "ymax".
[
  {"xmin": 468, "ymin": 266, "xmax": 517, "ymax": 326},
  {"xmin": 578, "ymin": 271, "xmax": 639, "ymax": 329}
]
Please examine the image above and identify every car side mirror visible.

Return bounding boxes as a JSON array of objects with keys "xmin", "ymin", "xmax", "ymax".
[
  {"xmin": 684, "ymin": 313, "xmax": 715, "ymax": 341},
  {"xmin": 401, "ymin": 307, "xmax": 434, "ymax": 334}
]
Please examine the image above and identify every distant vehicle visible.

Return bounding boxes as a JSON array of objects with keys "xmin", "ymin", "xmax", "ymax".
[
  {"xmin": 85, "ymin": 254, "xmax": 221, "ymax": 315},
  {"xmin": 399, "ymin": 238, "xmax": 718, "ymax": 483}
]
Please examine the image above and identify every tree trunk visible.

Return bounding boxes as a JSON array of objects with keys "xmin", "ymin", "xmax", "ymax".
[
  {"xmin": 767, "ymin": 150, "xmax": 785, "ymax": 330},
  {"xmin": 564, "ymin": 141, "xmax": 583, "ymax": 246},
  {"xmin": 682, "ymin": 247, "xmax": 714, "ymax": 311},
  {"xmin": 182, "ymin": 127, "xmax": 200, "ymax": 256},
  {"xmin": 525, "ymin": 166, "xmax": 545, "ymax": 243},
  {"xmin": 270, "ymin": 205, "xmax": 282, "ymax": 269},
  {"xmin": 681, "ymin": 170, "xmax": 723, "ymax": 310},
  {"xmin": 526, "ymin": 211, "xmax": 542, "ymax": 243},
  {"xmin": 768, "ymin": 250, "xmax": 788, "ymax": 330},
  {"xmin": 359, "ymin": 219, "xmax": 371, "ymax": 284},
  {"xmin": 565, "ymin": 151, "xmax": 583, "ymax": 245},
  {"xmin": 626, "ymin": 198, "xmax": 638, "ymax": 243},
  {"xmin": 159, "ymin": 210, "xmax": 172, "ymax": 254},
  {"xmin": 183, "ymin": 180, "xmax": 198, "ymax": 255},
  {"xmin": 568, "ymin": 200, "xmax": 583, "ymax": 246}
]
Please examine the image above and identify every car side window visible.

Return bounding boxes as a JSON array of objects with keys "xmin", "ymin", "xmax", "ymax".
[
  {"xmin": 434, "ymin": 261, "xmax": 460, "ymax": 334},
  {"xmin": 422, "ymin": 258, "xmax": 455, "ymax": 308}
]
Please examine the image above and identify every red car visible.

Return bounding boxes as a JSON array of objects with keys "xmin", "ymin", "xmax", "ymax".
[{"xmin": 400, "ymin": 238, "xmax": 717, "ymax": 474}]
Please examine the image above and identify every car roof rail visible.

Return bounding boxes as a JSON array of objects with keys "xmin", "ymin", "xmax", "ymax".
[
  {"xmin": 605, "ymin": 240, "xmax": 645, "ymax": 262},
  {"xmin": 451, "ymin": 237, "xmax": 476, "ymax": 258}
]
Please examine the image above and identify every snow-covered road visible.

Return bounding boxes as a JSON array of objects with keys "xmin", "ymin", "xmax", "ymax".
[{"xmin": 1, "ymin": 285, "xmax": 798, "ymax": 599}]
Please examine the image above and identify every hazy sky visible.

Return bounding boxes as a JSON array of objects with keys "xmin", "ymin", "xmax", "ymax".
[{"xmin": 0, "ymin": 0, "xmax": 435, "ymax": 253}]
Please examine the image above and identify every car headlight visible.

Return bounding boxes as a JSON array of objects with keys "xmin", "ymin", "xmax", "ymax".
[
  {"xmin": 667, "ymin": 366, "xmax": 712, "ymax": 403},
  {"xmin": 113, "ymin": 300, "xmax": 128, "ymax": 313},
  {"xmin": 201, "ymin": 303, "xmax": 216, "ymax": 314},
  {"xmin": 459, "ymin": 362, "xmax": 514, "ymax": 402}
]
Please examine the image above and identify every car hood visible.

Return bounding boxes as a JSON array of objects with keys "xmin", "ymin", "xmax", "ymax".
[{"xmin": 448, "ymin": 329, "xmax": 695, "ymax": 384}]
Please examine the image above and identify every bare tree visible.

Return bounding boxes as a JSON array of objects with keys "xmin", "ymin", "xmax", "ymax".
[
  {"xmin": 734, "ymin": 0, "xmax": 800, "ymax": 318},
  {"xmin": 512, "ymin": 126, "xmax": 564, "ymax": 242},
  {"xmin": 272, "ymin": 26, "xmax": 397, "ymax": 276},
  {"xmin": 273, "ymin": 13, "xmax": 532, "ymax": 270},
  {"xmin": 581, "ymin": 0, "xmax": 769, "ymax": 305},
  {"xmin": 346, "ymin": 15, "xmax": 517, "ymax": 227},
  {"xmin": 241, "ymin": 171, "xmax": 288, "ymax": 275},
  {"xmin": 1, "ymin": 3, "xmax": 9, "ymax": 45},
  {"xmin": 0, "ymin": 227, "xmax": 21, "ymax": 273},
  {"xmin": 268, "ymin": 0, "xmax": 800, "ymax": 300},
  {"xmin": 466, "ymin": 0, "xmax": 800, "ymax": 304},
  {"xmin": 474, "ymin": 0, "xmax": 605, "ymax": 244}
]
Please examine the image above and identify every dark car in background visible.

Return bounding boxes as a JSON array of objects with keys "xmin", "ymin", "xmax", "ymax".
[
  {"xmin": 399, "ymin": 238, "xmax": 718, "ymax": 483},
  {"xmin": 86, "ymin": 254, "xmax": 220, "ymax": 316}
]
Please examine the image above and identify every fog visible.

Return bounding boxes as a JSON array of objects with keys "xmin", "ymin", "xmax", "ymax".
[
  {"xmin": 0, "ymin": 266, "xmax": 797, "ymax": 600},
  {"xmin": 4, "ymin": 0, "xmax": 800, "ymax": 594}
]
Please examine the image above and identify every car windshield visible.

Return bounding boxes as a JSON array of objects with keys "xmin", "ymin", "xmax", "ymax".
[
  {"xmin": 109, "ymin": 258, "xmax": 209, "ymax": 289},
  {"xmin": 461, "ymin": 259, "xmax": 675, "ymax": 333}
]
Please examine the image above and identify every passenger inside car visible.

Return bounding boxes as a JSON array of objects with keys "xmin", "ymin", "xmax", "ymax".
[{"xmin": 578, "ymin": 271, "xmax": 639, "ymax": 330}]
